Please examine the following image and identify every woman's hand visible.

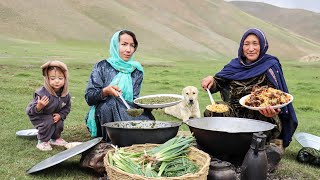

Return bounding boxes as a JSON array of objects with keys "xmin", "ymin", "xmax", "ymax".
[
  {"xmin": 53, "ymin": 113, "xmax": 61, "ymax": 123},
  {"xmin": 102, "ymin": 85, "xmax": 121, "ymax": 97},
  {"xmin": 201, "ymin": 76, "xmax": 214, "ymax": 90},
  {"xmin": 259, "ymin": 106, "xmax": 281, "ymax": 118},
  {"xmin": 36, "ymin": 96, "xmax": 49, "ymax": 112}
]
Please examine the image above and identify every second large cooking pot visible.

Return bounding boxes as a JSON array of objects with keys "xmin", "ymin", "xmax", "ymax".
[
  {"xmin": 102, "ymin": 120, "xmax": 181, "ymax": 147},
  {"xmin": 185, "ymin": 117, "xmax": 276, "ymax": 162}
]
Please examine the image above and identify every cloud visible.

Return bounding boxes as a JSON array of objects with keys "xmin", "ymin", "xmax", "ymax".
[{"xmin": 225, "ymin": 0, "xmax": 320, "ymax": 13}]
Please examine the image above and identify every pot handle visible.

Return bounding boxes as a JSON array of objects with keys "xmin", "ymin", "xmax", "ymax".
[{"xmin": 254, "ymin": 138, "xmax": 262, "ymax": 155}]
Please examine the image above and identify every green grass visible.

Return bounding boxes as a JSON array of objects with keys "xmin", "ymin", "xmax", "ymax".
[{"xmin": 1, "ymin": 40, "xmax": 320, "ymax": 179}]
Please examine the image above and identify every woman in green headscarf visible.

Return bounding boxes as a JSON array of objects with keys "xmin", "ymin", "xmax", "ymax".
[{"xmin": 85, "ymin": 30, "xmax": 155, "ymax": 141}]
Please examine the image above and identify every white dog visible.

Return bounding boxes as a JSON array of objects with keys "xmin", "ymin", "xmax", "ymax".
[{"xmin": 165, "ymin": 86, "xmax": 201, "ymax": 122}]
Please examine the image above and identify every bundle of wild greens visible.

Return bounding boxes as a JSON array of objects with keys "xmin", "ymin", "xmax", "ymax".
[
  {"xmin": 159, "ymin": 157, "xmax": 199, "ymax": 177},
  {"xmin": 108, "ymin": 135, "xmax": 199, "ymax": 177}
]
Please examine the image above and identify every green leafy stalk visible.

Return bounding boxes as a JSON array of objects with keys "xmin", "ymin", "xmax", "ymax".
[
  {"xmin": 157, "ymin": 161, "xmax": 168, "ymax": 177},
  {"xmin": 111, "ymin": 151, "xmax": 144, "ymax": 175},
  {"xmin": 144, "ymin": 162, "xmax": 158, "ymax": 177},
  {"xmin": 108, "ymin": 152, "xmax": 114, "ymax": 166},
  {"xmin": 153, "ymin": 136, "xmax": 195, "ymax": 161}
]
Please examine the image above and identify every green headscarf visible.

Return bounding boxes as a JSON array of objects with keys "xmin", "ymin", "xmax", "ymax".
[{"xmin": 107, "ymin": 30, "xmax": 144, "ymax": 102}]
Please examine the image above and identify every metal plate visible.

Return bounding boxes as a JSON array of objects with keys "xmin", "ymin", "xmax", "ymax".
[
  {"xmin": 239, "ymin": 93, "xmax": 293, "ymax": 111},
  {"xmin": 27, "ymin": 137, "xmax": 102, "ymax": 174},
  {"xmin": 16, "ymin": 129, "xmax": 38, "ymax": 137},
  {"xmin": 295, "ymin": 132, "xmax": 320, "ymax": 150},
  {"xmin": 134, "ymin": 94, "xmax": 183, "ymax": 109}
]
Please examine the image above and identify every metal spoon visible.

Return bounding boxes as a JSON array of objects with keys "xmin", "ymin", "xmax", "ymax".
[
  {"xmin": 206, "ymin": 88, "xmax": 215, "ymax": 104},
  {"xmin": 117, "ymin": 91, "xmax": 131, "ymax": 109},
  {"xmin": 117, "ymin": 92, "xmax": 144, "ymax": 117}
]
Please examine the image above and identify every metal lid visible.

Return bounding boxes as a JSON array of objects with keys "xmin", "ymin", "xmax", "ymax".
[
  {"xmin": 27, "ymin": 137, "xmax": 102, "ymax": 174},
  {"xmin": 295, "ymin": 132, "xmax": 320, "ymax": 150},
  {"xmin": 210, "ymin": 160, "xmax": 232, "ymax": 169}
]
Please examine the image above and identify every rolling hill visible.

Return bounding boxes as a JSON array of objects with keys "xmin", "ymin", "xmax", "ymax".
[
  {"xmin": 1, "ymin": 0, "xmax": 320, "ymax": 60},
  {"xmin": 229, "ymin": 1, "xmax": 320, "ymax": 43}
]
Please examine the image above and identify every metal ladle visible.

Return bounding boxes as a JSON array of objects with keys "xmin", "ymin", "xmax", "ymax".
[
  {"xmin": 206, "ymin": 89, "xmax": 229, "ymax": 114},
  {"xmin": 206, "ymin": 88, "xmax": 215, "ymax": 104},
  {"xmin": 117, "ymin": 92, "xmax": 144, "ymax": 117}
]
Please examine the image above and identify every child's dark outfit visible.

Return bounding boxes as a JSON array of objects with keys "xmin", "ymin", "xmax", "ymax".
[{"xmin": 26, "ymin": 61, "xmax": 71, "ymax": 145}]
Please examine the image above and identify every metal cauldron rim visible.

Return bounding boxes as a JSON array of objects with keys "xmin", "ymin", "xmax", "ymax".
[
  {"xmin": 185, "ymin": 117, "xmax": 276, "ymax": 133},
  {"xmin": 102, "ymin": 120, "xmax": 182, "ymax": 130}
]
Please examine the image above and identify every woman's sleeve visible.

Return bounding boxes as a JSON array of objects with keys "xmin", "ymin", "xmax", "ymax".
[
  {"xmin": 85, "ymin": 63, "xmax": 106, "ymax": 106},
  {"xmin": 133, "ymin": 71, "xmax": 143, "ymax": 99},
  {"xmin": 210, "ymin": 76, "xmax": 229, "ymax": 93}
]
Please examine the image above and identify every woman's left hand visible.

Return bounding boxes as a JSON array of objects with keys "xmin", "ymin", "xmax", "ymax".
[{"xmin": 259, "ymin": 106, "xmax": 281, "ymax": 118}]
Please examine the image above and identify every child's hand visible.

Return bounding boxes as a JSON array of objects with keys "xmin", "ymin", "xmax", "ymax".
[
  {"xmin": 36, "ymin": 96, "xmax": 49, "ymax": 112},
  {"xmin": 53, "ymin": 113, "xmax": 61, "ymax": 123}
]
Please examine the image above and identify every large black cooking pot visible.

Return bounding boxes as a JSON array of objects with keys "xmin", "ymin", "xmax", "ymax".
[
  {"xmin": 185, "ymin": 117, "xmax": 275, "ymax": 163},
  {"xmin": 102, "ymin": 120, "xmax": 181, "ymax": 147}
]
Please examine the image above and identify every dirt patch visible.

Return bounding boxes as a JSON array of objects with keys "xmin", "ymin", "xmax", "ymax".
[{"xmin": 299, "ymin": 54, "xmax": 320, "ymax": 62}]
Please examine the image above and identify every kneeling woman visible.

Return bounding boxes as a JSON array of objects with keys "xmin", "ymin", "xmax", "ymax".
[
  {"xmin": 201, "ymin": 28, "xmax": 298, "ymax": 149},
  {"xmin": 85, "ymin": 30, "xmax": 154, "ymax": 141}
]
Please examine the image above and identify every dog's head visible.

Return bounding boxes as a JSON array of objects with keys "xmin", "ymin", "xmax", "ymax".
[{"xmin": 182, "ymin": 86, "xmax": 199, "ymax": 105}]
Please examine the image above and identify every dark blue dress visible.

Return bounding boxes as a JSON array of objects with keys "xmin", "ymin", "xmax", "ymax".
[{"xmin": 85, "ymin": 60, "xmax": 154, "ymax": 141}]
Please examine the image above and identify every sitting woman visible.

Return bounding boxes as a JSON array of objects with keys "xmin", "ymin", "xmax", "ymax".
[
  {"xmin": 85, "ymin": 30, "xmax": 154, "ymax": 141},
  {"xmin": 201, "ymin": 28, "xmax": 298, "ymax": 149}
]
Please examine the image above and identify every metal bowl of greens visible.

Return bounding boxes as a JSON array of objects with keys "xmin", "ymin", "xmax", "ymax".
[
  {"xmin": 134, "ymin": 94, "xmax": 183, "ymax": 109},
  {"xmin": 102, "ymin": 120, "xmax": 182, "ymax": 147}
]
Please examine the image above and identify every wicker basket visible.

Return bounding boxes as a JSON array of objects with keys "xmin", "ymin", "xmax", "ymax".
[{"xmin": 104, "ymin": 144, "xmax": 210, "ymax": 180}]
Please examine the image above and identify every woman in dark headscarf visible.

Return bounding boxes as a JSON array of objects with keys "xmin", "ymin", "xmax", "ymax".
[
  {"xmin": 201, "ymin": 28, "xmax": 298, "ymax": 148},
  {"xmin": 85, "ymin": 30, "xmax": 155, "ymax": 141}
]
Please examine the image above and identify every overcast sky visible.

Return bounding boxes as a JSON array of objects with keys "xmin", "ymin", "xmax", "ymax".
[{"xmin": 225, "ymin": 0, "xmax": 320, "ymax": 13}]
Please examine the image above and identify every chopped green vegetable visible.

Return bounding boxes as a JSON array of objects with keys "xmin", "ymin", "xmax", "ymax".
[
  {"xmin": 136, "ymin": 96, "xmax": 181, "ymax": 104},
  {"xmin": 108, "ymin": 135, "xmax": 199, "ymax": 177},
  {"xmin": 163, "ymin": 157, "xmax": 199, "ymax": 177},
  {"xmin": 127, "ymin": 108, "xmax": 144, "ymax": 117}
]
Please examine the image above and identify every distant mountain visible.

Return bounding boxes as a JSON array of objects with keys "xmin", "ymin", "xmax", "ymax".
[
  {"xmin": 1, "ymin": 0, "xmax": 320, "ymax": 60},
  {"xmin": 229, "ymin": 1, "xmax": 320, "ymax": 43}
]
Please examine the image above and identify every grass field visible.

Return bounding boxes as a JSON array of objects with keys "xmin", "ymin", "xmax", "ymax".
[{"xmin": 1, "ymin": 40, "xmax": 320, "ymax": 179}]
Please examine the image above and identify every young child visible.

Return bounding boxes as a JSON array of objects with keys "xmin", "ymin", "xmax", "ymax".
[{"xmin": 26, "ymin": 61, "xmax": 71, "ymax": 151}]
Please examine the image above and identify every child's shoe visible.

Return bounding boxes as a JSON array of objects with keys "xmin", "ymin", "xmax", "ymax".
[
  {"xmin": 50, "ymin": 138, "xmax": 68, "ymax": 146},
  {"xmin": 36, "ymin": 141, "xmax": 52, "ymax": 151}
]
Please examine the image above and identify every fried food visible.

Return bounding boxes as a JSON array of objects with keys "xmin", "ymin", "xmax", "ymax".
[
  {"xmin": 244, "ymin": 86, "xmax": 291, "ymax": 107},
  {"xmin": 206, "ymin": 103, "xmax": 229, "ymax": 113}
]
